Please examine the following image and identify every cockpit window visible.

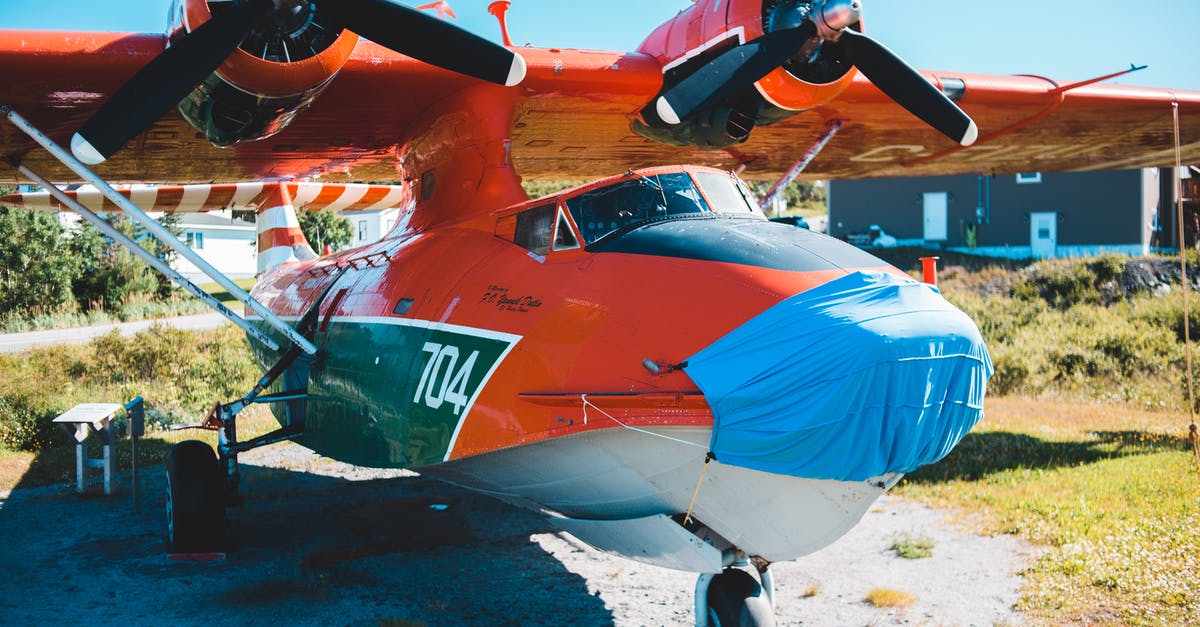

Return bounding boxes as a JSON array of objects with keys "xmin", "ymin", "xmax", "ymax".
[
  {"xmin": 694, "ymin": 171, "xmax": 761, "ymax": 215},
  {"xmin": 514, "ymin": 203, "xmax": 555, "ymax": 256},
  {"xmin": 552, "ymin": 208, "xmax": 580, "ymax": 251},
  {"xmin": 564, "ymin": 172, "xmax": 710, "ymax": 244}
]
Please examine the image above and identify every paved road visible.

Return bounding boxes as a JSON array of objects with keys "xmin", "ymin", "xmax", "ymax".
[{"xmin": 0, "ymin": 312, "xmax": 229, "ymax": 354}]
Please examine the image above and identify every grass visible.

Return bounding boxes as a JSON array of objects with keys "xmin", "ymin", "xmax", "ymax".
[
  {"xmin": 865, "ymin": 588, "xmax": 916, "ymax": 608},
  {"xmin": 0, "ymin": 278, "xmax": 256, "ymax": 333},
  {"xmin": 890, "ymin": 534, "xmax": 935, "ymax": 559},
  {"xmin": 900, "ymin": 396, "xmax": 1200, "ymax": 625}
]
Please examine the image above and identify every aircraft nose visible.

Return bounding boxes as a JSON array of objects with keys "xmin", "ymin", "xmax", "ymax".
[{"xmin": 685, "ymin": 270, "xmax": 991, "ymax": 482}]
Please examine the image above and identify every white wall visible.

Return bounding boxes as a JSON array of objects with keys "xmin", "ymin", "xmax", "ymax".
[
  {"xmin": 172, "ymin": 228, "xmax": 257, "ymax": 280},
  {"xmin": 347, "ymin": 209, "xmax": 400, "ymax": 247}
]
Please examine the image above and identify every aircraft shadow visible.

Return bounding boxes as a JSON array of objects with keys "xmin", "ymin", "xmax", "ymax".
[
  {"xmin": 0, "ymin": 445, "xmax": 614, "ymax": 627},
  {"xmin": 905, "ymin": 429, "xmax": 1189, "ymax": 483}
]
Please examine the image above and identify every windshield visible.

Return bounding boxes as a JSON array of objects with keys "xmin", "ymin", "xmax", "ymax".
[
  {"xmin": 564, "ymin": 172, "xmax": 710, "ymax": 244},
  {"xmin": 694, "ymin": 171, "xmax": 761, "ymax": 215}
]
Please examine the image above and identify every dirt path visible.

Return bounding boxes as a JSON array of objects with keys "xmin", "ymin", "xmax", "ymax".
[
  {"xmin": 0, "ymin": 442, "xmax": 1033, "ymax": 626},
  {"xmin": 0, "ymin": 313, "xmax": 226, "ymax": 354}
]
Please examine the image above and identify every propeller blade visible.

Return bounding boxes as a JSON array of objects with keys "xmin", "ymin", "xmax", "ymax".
[
  {"xmin": 655, "ymin": 21, "xmax": 816, "ymax": 125},
  {"xmin": 320, "ymin": 0, "xmax": 525, "ymax": 87},
  {"xmin": 71, "ymin": 0, "xmax": 273, "ymax": 164},
  {"xmin": 840, "ymin": 29, "xmax": 978, "ymax": 146}
]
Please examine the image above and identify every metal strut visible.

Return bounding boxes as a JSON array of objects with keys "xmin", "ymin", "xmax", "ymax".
[
  {"xmin": 1, "ymin": 106, "xmax": 318, "ymax": 356},
  {"xmin": 758, "ymin": 119, "xmax": 843, "ymax": 214},
  {"xmin": 203, "ymin": 342, "xmax": 310, "ymax": 504},
  {"xmin": 13, "ymin": 162, "xmax": 281, "ymax": 351}
]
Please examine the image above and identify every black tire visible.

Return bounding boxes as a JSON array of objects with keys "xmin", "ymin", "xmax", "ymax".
[
  {"xmin": 706, "ymin": 568, "xmax": 775, "ymax": 627},
  {"xmin": 165, "ymin": 440, "xmax": 225, "ymax": 553}
]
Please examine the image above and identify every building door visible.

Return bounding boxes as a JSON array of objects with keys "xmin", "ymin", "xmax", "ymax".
[
  {"xmin": 923, "ymin": 192, "xmax": 948, "ymax": 241},
  {"xmin": 1030, "ymin": 211, "xmax": 1057, "ymax": 258}
]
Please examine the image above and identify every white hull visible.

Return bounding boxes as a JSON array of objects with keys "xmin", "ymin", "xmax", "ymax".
[{"xmin": 421, "ymin": 425, "xmax": 898, "ymax": 563}]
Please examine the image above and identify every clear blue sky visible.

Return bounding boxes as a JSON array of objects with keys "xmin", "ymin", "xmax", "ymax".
[{"xmin": 0, "ymin": 0, "xmax": 1196, "ymax": 91}]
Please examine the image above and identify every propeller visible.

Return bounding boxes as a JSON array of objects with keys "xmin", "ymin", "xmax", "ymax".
[
  {"xmin": 655, "ymin": 0, "xmax": 978, "ymax": 147},
  {"xmin": 71, "ymin": 0, "xmax": 528, "ymax": 165}
]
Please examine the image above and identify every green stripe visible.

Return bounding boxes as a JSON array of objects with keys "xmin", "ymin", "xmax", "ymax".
[{"xmin": 250, "ymin": 318, "xmax": 518, "ymax": 468}]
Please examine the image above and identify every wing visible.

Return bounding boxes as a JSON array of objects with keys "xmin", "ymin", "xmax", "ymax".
[
  {"xmin": 0, "ymin": 182, "xmax": 408, "ymax": 213},
  {"xmin": 0, "ymin": 29, "xmax": 1197, "ymax": 185}
]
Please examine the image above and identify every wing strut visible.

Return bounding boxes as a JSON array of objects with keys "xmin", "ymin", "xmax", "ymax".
[
  {"xmin": 1, "ymin": 106, "xmax": 318, "ymax": 356},
  {"xmin": 757, "ymin": 120, "xmax": 843, "ymax": 214},
  {"xmin": 13, "ymin": 162, "xmax": 280, "ymax": 352}
]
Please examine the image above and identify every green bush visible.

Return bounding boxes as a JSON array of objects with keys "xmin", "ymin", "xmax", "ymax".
[
  {"xmin": 962, "ymin": 290, "xmax": 1188, "ymax": 409},
  {"xmin": 0, "ymin": 389, "xmax": 67, "ymax": 451},
  {"xmin": 1016, "ymin": 260, "xmax": 1104, "ymax": 309},
  {"xmin": 0, "ymin": 206, "xmax": 82, "ymax": 316}
]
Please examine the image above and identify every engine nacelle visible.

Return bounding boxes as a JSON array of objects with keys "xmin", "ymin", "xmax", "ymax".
[
  {"xmin": 168, "ymin": 0, "xmax": 359, "ymax": 147},
  {"xmin": 634, "ymin": 0, "xmax": 860, "ymax": 149}
]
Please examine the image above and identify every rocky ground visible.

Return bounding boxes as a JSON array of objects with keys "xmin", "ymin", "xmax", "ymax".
[{"xmin": 0, "ymin": 442, "xmax": 1033, "ymax": 626}]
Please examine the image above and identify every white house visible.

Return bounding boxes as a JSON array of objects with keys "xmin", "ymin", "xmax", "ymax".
[
  {"xmin": 347, "ymin": 208, "xmax": 400, "ymax": 247},
  {"xmin": 175, "ymin": 208, "xmax": 400, "ymax": 280},
  {"xmin": 174, "ymin": 211, "xmax": 257, "ymax": 281}
]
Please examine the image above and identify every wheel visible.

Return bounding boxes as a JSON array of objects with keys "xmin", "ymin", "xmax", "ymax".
[
  {"xmin": 706, "ymin": 568, "xmax": 775, "ymax": 627},
  {"xmin": 165, "ymin": 440, "xmax": 225, "ymax": 553}
]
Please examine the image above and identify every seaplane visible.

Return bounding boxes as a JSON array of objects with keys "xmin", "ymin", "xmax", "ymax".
[{"xmin": 1, "ymin": 0, "xmax": 1197, "ymax": 623}]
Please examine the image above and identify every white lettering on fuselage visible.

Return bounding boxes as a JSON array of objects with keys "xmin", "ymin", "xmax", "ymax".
[{"xmin": 414, "ymin": 342, "xmax": 480, "ymax": 416}]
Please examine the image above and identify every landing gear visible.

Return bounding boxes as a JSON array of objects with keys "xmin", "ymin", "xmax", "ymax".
[
  {"xmin": 165, "ymin": 440, "xmax": 225, "ymax": 553},
  {"xmin": 695, "ymin": 551, "xmax": 776, "ymax": 627},
  {"xmin": 163, "ymin": 340, "xmax": 313, "ymax": 554},
  {"xmin": 705, "ymin": 568, "xmax": 774, "ymax": 627}
]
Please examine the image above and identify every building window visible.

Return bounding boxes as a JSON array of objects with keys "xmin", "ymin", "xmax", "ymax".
[
  {"xmin": 1016, "ymin": 172, "xmax": 1042, "ymax": 184},
  {"xmin": 185, "ymin": 231, "xmax": 204, "ymax": 249},
  {"xmin": 358, "ymin": 220, "xmax": 367, "ymax": 242}
]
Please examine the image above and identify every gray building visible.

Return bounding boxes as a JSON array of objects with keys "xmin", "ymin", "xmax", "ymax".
[{"xmin": 828, "ymin": 168, "xmax": 1196, "ymax": 259}]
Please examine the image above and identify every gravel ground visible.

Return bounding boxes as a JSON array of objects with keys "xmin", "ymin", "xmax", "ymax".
[{"xmin": 0, "ymin": 441, "xmax": 1033, "ymax": 626}]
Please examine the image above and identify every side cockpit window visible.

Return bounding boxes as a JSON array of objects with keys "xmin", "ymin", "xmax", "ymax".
[
  {"xmin": 553, "ymin": 208, "xmax": 580, "ymax": 251},
  {"xmin": 513, "ymin": 203, "xmax": 555, "ymax": 255}
]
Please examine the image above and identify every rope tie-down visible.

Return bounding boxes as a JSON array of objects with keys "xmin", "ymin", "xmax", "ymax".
[
  {"xmin": 579, "ymin": 394, "xmax": 716, "ymax": 522},
  {"xmin": 1172, "ymin": 101, "xmax": 1200, "ymax": 473}
]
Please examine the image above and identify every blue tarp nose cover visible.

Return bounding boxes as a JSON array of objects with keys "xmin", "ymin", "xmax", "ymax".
[{"xmin": 686, "ymin": 271, "xmax": 992, "ymax": 482}]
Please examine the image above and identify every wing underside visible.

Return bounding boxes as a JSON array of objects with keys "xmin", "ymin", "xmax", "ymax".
[{"xmin": 0, "ymin": 30, "xmax": 1197, "ymax": 185}]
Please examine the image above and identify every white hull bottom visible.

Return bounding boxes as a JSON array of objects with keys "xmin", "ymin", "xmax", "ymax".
[{"xmin": 422, "ymin": 426, "xmax": 899, "ymax": 565}]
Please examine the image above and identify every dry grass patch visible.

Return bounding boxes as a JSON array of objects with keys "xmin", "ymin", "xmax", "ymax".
[{"xmin": 865, "ymin": 588, "xmax": 916, "ymax": 608}]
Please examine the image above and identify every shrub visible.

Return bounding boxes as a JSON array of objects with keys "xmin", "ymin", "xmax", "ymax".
[
  {"xmin": 1016, "ymin": 260, "xmax": 1103, "ymax": 309},
  {"xmin": 0, "ymin": 206, "xmax": 82, "ymax": 317},
  {"xmin": 0, "ymin": 389, "xmax": 67, "ymax": 451}
]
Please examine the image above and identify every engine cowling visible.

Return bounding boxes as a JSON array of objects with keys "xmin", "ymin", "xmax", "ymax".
[
  {"xmin": 634, "ymin": 0, "xmax": 860, "ymax": 149},
  {"xmin": 168, "ymin": 0, "xmax": 359, "ymax": 147}
]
